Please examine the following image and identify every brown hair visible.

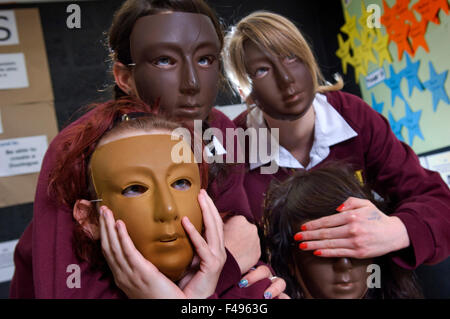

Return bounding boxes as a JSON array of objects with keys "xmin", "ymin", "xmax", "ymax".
[
  {"xmin": 262, "ymin": 163, "xmax": 423, "ymax": 299},
  {"xmin": 222, "ymin": 11, "xmax": 343, "ymax": 100},
  {"xmin": 107, "ymin": 0, "xmax": 225, "ymax": 99}
]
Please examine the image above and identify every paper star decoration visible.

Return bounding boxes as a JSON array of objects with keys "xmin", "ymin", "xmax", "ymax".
[
  {"xmin": 372, "ymin": 33, "xmax": 393, "ymax": 67},
  {"xmin": 390, "ymin": 21, "xmax": 414, "ymax": 60},
  {"xmin": 359, "ymin": 0, "xmax": 378, "ymax": 37},
  {"xmin": 388, "ymin": 111, "xmax": 405, "ymax": 142},
  {"xmin": 423, "ymin": 62, "xmax": 450, "ymax": 112},
  {"xmin": 400, "ymin": 100, "xmax": 424, "ymax": 146},
  {"xmin": 371, "ymin": 93, "xmax": 385, "ymax": 114},
  {"xmin": 381, "ymin": 0, "xmax": 398, "ymax": 36},
  {"xmin": 341, "ymin": 10, "xmax": 361, "ymax": 45},
  {"xmin": 432, "ymin": 0, "xmax": 449, "ymax": 15},
  {"xmin": 401, "ymin": 54, "xmax": 424, "ymax": 96},
  {"xmin": 359, "ymin": 29, "xmax": 378, "ymax": 69},
  {"xmin": 409, "ymin": 18, "xmax": 430, "ymax": 54},
  {"xmin": 413, "ymin": 0, "xmax": 441, "ymax": 25},
  {"xmin": 352, "ymin": 46, "xmax": 368, "ymax": 83},
  {"xmin": 336, "ymin": 33, "xmax": 353, "ymax": 75},
  {"xmin": 392, "ymin": 0, "xmax": 417, "ymax": 24},
  {"xmin": 384, "ymin": 64, "xmax": 405, "ymax": 106}
]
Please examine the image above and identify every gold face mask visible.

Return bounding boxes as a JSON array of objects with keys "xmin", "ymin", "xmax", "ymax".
[{"xmin": 90, "ymin": 134, "xmax": 203, "ymax": 281}]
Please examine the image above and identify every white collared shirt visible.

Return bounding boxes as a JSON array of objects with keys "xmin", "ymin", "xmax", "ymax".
[
  {"xmin": 247, "ymin": 93, "xmax": 358, "ymax": 171},
  {"xmin": 204, "ymin": 135, "xmax": 227, "ymax": 157}
]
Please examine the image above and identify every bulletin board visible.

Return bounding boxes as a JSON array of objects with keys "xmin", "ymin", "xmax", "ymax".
[
  {"xmin": 0, "ymin": 8, "xmax": 58, "ymax": 208},
  {"xmin": 337, "ymin": 0, "xmax": 450, "ymax": 155}
]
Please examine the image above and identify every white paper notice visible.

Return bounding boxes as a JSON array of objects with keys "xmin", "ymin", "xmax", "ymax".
[
  {"xmin": 0, "ymin": 11, "xmax": 20, "ymax": 46},
  {"xmin": 0, "ymin": 239, "xmax": 18, "ymax": 283},
  {"xmin": 0, "ymin": 53, "xmax": 29, "ymax": 90},
  {"xmin": 0, "ymin": 111, "xmax": 3, "ymax": 134},
  {"xmin": 0, "ymin": 135, "xmax": 48, "ymax": 177},
  {"xmin": 426, "ymin": 151, "xmax": 450, "ymax": 188}
]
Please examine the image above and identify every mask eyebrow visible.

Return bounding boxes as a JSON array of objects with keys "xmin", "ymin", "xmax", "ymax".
[
  {"xmin": 140, "ymin": 40, "xmax": 219, "ymax": 60},
  {"xmin": 140, "ymin": 42, "xmax": 184, "ymax": 58},
  {"xmin": 194, "ymin": 41, "xmax": 221, "ymax": 53}
]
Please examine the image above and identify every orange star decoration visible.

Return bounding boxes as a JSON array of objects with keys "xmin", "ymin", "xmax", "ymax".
[
  {"xmin": 341, "ymin": 10, "xmax": 361, "ymax": 45},
  {"xmin": 409, "ymin": 18, "xmax": 430, "ymax": 54},
  {"xmin": 392, "ymin": 0, "xmax": 417, "ymax": 24},
  {"xmin": 390, "ymin": 21, "xmax": 414, "ymax": 60},
  {"xmin": 372, "ymin": 33, "xmax": 393, "ymax": 66},
  {"xmin": 431, "ymin": 0, "xmax": 449, "ymax": 14},
  {"xmin": 381, "ymin": 0, "xmax": 399, "ymax": 36},
  {"xmin": 336, "ymin": 33, "xmax": 354, "ymax": 74},
  {"xmin": 413, "ymin": 0, "xmax": 441, "ymax": 25}
]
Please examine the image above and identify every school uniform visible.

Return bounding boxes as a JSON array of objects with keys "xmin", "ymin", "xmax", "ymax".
[
  {"xmin": 9, "ymin": 105, "xmax": 269, "ymax": 299},
  {"xmin": 233, "ymin": 90, "xmax": 450, "ymax": 270}
]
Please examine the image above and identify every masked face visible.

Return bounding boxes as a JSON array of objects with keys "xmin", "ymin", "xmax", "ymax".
[
  {"xmin": 90, "ymin": 134, "xmax": 202, "ymax": 281},
  {"xmin": 129, "ymin": 12, "xmax": 221, "ymax": 121},
  {"xmin": 291, "ymin": 248, "xmax": 372, "ymax": 299},
  {"xmin": 243, "ymin": 40, "xmax": 315, "ymax": 121}
]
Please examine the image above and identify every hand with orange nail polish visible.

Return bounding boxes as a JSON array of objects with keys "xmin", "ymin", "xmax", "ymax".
[{"xmin": 296, "ymin": 197, "xmax": 409, "ymax": 258}]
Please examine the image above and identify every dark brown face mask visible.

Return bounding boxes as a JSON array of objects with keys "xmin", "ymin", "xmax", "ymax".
[
  {"xmin": 243, "ymin": 40, "xmax": 316, "ymax": 121},
  {"xmin": 90, "ymin": 134, "xmax": 203, "ymax": 281},
  {"xmin": 129, "ymin": 12, "xmax": 221, "ymax": 122},
  {"xmin": 291, "ymin": 246, "xmax": 373, "ymax": 299}
]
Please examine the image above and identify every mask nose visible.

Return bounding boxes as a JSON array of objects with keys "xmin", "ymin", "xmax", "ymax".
[
  {"xmin": 153, "ymin": 185, "xmax": 179, "ymax": 223},
  {"xmin": 275, "ymin": 60, "xmax": 295, "ymax": 89},
  {"xmin": 180, "ymin": 58, "xmax": 200, "ymax": 95},
  {"xmin": 333, "ymin": 257, "xmax": 353, "ymax": 272}
]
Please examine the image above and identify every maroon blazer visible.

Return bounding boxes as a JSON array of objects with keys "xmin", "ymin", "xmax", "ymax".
[
  {"xmin": 234, "ymin": 90, "xmax": 450, "ymax": 270},
  {"xmin": 9, "ymin": 105, "xmax": 270, "ymax": 299}
]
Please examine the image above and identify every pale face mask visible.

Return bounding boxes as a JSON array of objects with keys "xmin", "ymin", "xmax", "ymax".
[{"xmin": 90, "ymin": 134, "xmax": 203, "ymax": 281}]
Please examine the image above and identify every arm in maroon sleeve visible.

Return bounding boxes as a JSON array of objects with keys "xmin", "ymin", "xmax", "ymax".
[
  {"xmin": 213, "ymin": 248, "xmax": 242, "ymax": 296},
  {"xmin": 20, "ymin": 109, "xmax": 123, "ymax": 298},
  {"xmin": 206, "ymin": 109, "xmax": 257, "ymax": 294},
  {"xmin": 337, "ymin": 92, "xmax": 450, "ymax": 269},
  {"xmin": 9, "ymin": 223, "xmax": 34, "ymax": 298},
  {"xmin": 208, "ymin": 109, "xmax": 254, "ymax": 223}
]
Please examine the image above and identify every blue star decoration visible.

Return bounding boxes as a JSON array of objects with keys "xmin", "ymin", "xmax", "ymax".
[
  {"xmin": 388, "ymin": 111, "xmax": 405, "ymax": 143},
  {"xmin": 384, "ymin": 64, "xmax": 405, "ymax": 106},
  {"xmin": 401, "ymin": 54, "xmax": 424, "ymax": 97},
  {"xmin": 371, "ymin": 93, "xmax": 384, "ymax": 114},
  {"xmin": 400, "ymin": 100, "xmax": 424, "ymax": 146},
  {"xmin": 423, "ymin": 62, "xmax": 450, "ymax": 112}
]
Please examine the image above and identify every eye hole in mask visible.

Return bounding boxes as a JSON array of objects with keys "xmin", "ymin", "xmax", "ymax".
[
  {"xmin": 171, "ymin": 178, "xmax": 191, "ymax": 191},
  {"xmin": 122, "ymin": 185, "xmax": 148, "ymax": 197},
  {"xmin": 121, "ymin": 178, "xmax": 192, "ymax": 198}
]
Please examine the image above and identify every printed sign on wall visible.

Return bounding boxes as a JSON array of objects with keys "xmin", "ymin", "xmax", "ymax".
[
  {"xmin": 0, "ymin": 11, "xmax": 20, "ymax": 46},
  {"xmin": 0, "ymin": 135, "xmax": 48, "ymax": 178},
  {"xmin": 0, "ymin": 53, "xmax": 29, "ymax": 90}
]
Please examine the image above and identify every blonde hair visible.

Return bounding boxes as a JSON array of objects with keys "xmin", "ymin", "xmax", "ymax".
[{"xmin": 223, "ymin": 11, "xmax": 343, "ymax": 100}]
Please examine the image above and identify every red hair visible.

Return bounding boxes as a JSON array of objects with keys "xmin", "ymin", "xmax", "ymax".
[{"xmin": 48, "ymin": 96, "xmax": 209, "ymax": 266}]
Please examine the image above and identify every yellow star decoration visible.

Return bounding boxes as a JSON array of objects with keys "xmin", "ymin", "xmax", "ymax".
[
  {"xmin": 341, "ymin": 10, "xmax": 361, "ymax": 45},
  {"xmin": 372, "ymin": 32, "xmax": 392, "ymax": 67},
  {"xmin": 336, "ymin": 33, "xmax": 354, "ymax": 74},
  {"xmin": 359, "ymin": 29, "xmax": 378, "ymax": 69},
  {"xmin": 359, "ymin": 0, "xmax": 378, "ymax": 38},
  {"xmin": 351, "ymin": 46, "xmax": 368, "ymax": 83}
]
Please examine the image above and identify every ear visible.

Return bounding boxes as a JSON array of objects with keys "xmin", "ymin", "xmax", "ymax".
[
  {"xmin": 238, "ymin": 88, "xmax": 247, "ymax": 101},
  {"xmin": 73, "ymin": 199, "xmax": 100, "ymax": 240},
  {"xmin": 113, "ymin": 61, "xmax": 136, "ymax": 96}
]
